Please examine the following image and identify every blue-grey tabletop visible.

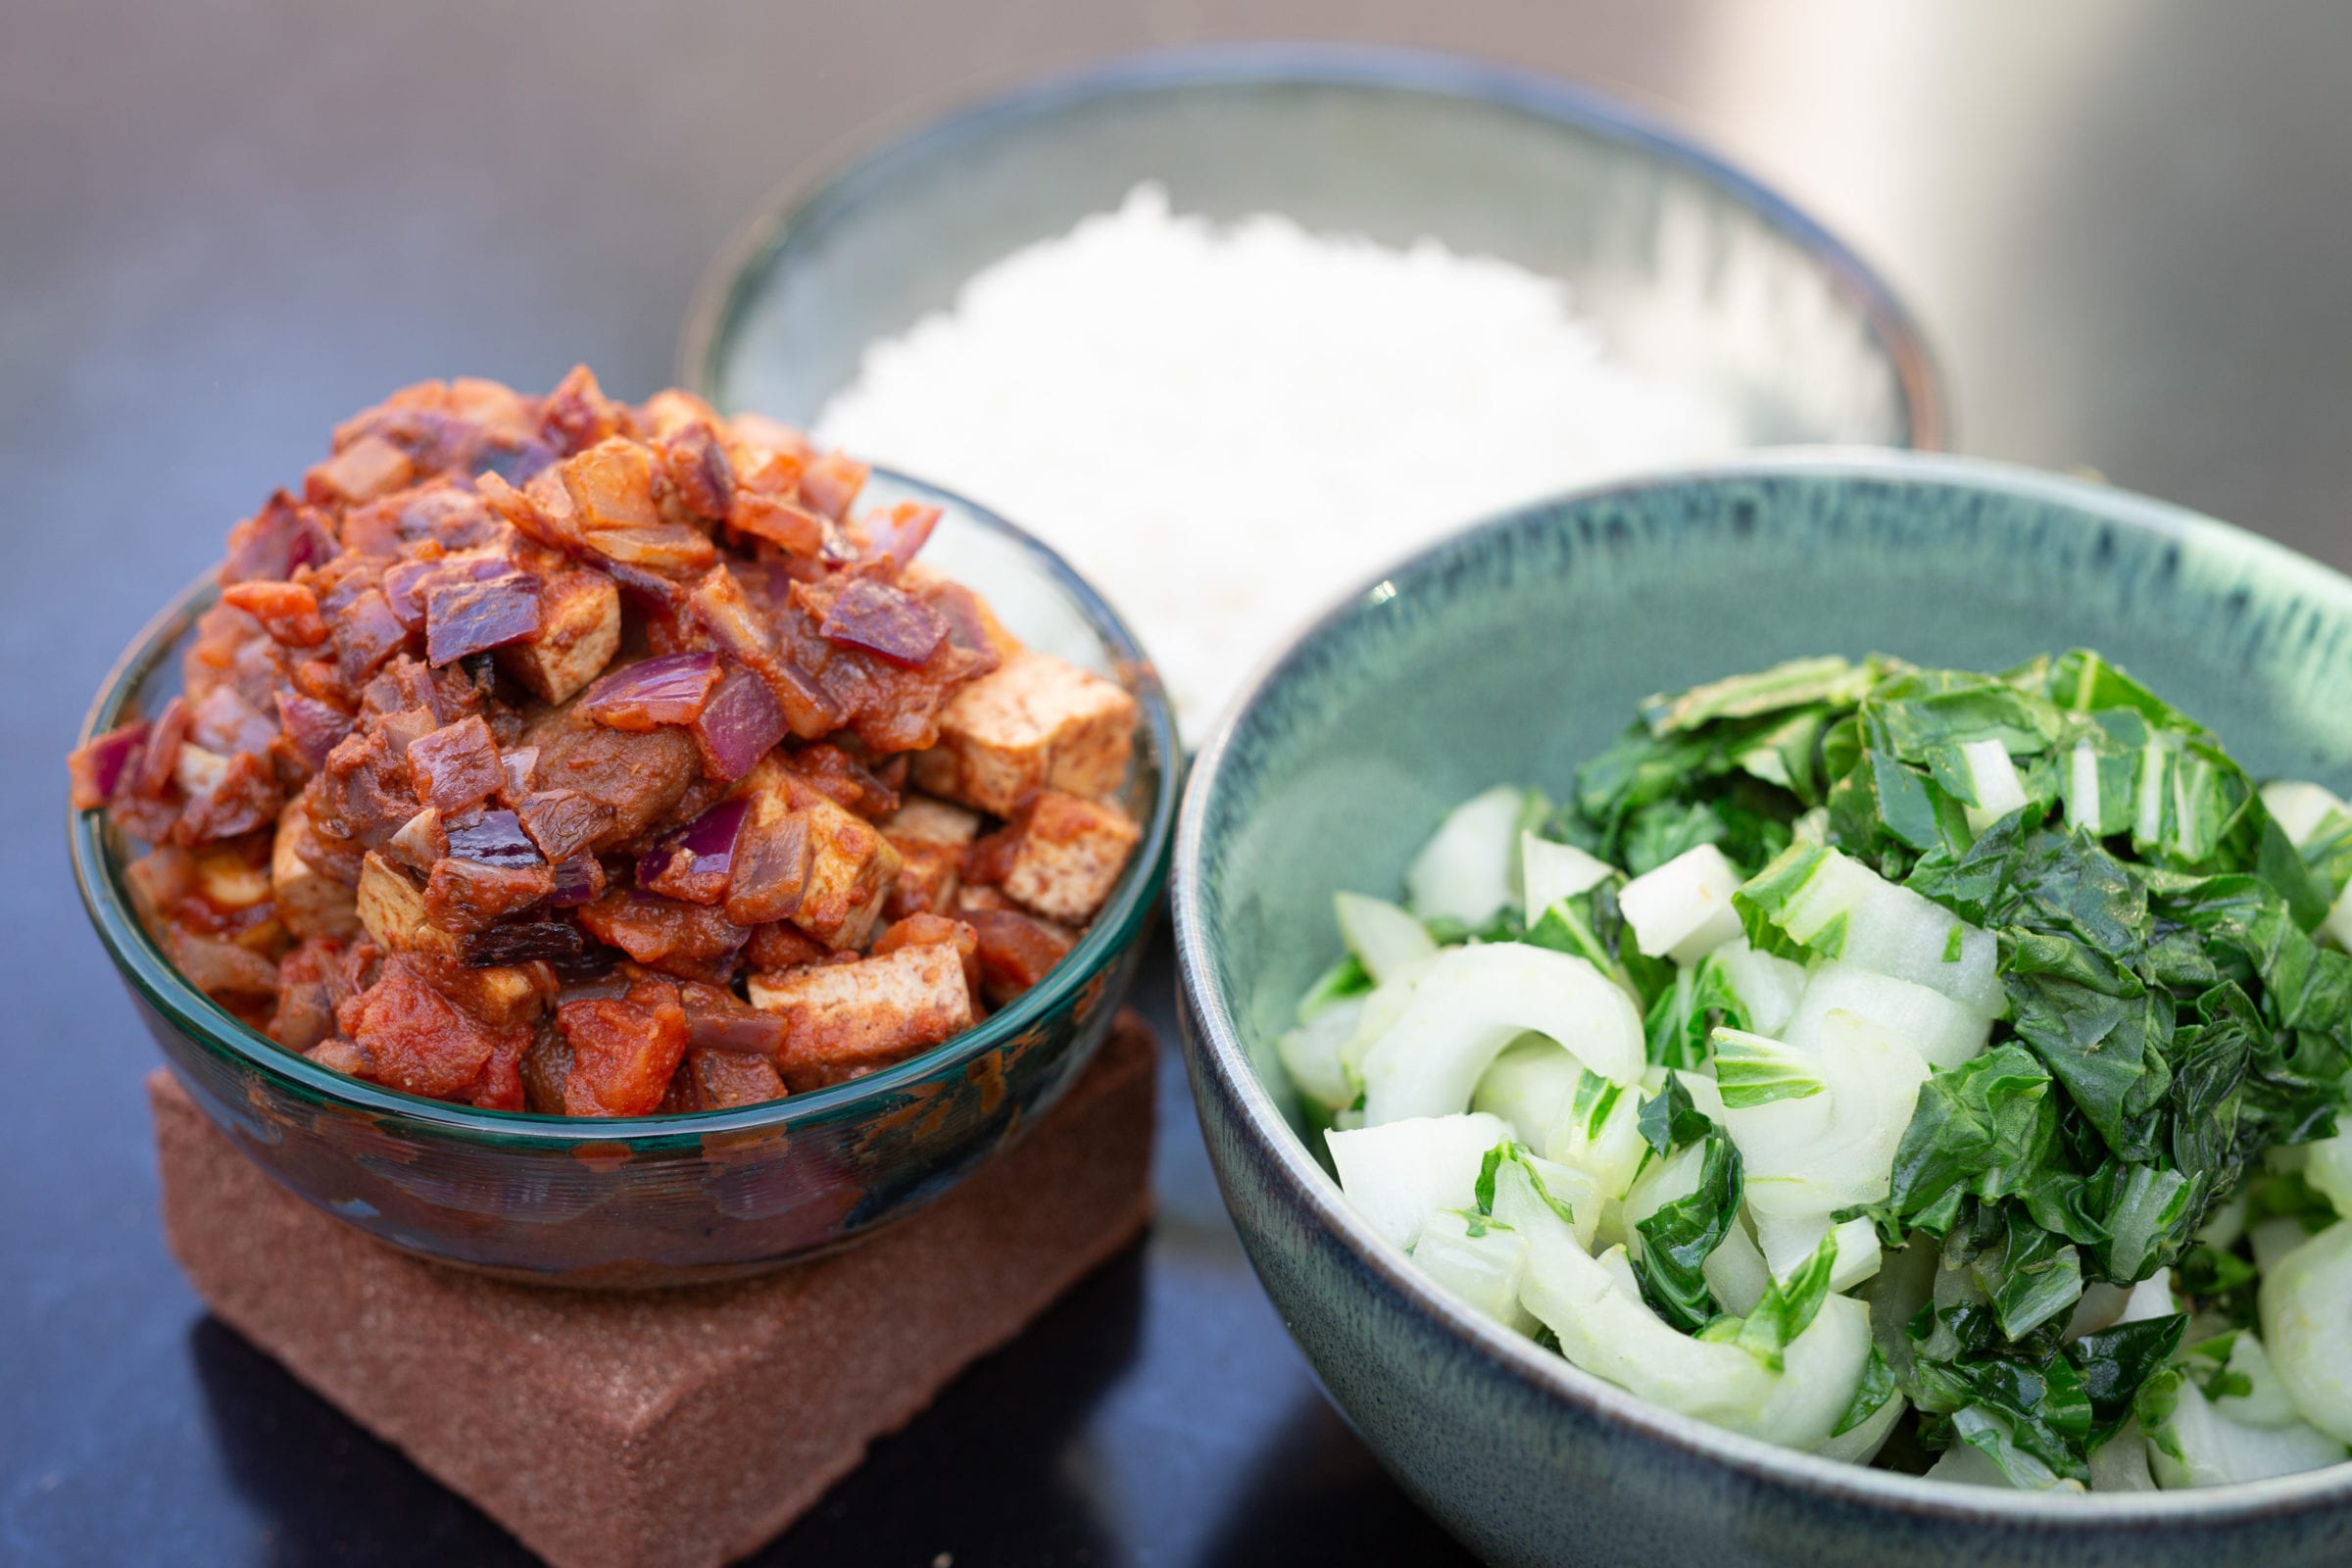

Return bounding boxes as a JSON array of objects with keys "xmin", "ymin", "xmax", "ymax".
[{"xmin": 9, "ymin": 3, "xmax": 2352, "ymax": 1564}]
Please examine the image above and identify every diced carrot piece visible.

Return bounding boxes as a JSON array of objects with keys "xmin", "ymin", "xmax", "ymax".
[
  {"xmin": 558, "ymin": 977, "xmax": 689, "ymax": 1116},
  {"xmin": 222, "ymin": 580, "xmax": 330, "ymax": 647},
  {"xmin": 338, "ymin": 955, "xmax": 514, "ymax": 1100}
]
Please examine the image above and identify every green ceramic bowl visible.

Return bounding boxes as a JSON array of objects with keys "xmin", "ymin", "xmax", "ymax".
[
  {"xmin": 684, "ymin": 43, "xmax": 1944, "ymax": 446},
  {"xmin": 1172, "ymin": 452, "xmax": 2352, "ymax": 1566},
  {"xmin": 74, "ymin": 471, "xmax": 1177, "ymax": 1288}
]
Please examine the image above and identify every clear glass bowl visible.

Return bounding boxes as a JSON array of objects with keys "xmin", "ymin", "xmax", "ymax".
[
  {"xmin": 680, "ymin": 42, "xmax": 1944, "ymax": 448},
  {"xmin": 71, "ymin": 471, "xmax": 1177, "ymax": 1287}
]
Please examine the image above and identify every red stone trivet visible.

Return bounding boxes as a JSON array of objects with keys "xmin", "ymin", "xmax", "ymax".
[{"xmin": 149, "ymin": 1012, "xmax": 1156, "ymax": 1568}]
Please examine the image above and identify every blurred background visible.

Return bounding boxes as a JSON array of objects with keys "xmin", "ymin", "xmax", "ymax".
[{"xmin": 7, "ymin": 1, "xmax": 2352, "ymax": 1562}]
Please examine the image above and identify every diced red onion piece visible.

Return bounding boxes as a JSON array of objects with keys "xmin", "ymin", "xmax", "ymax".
[
  {"xmin": 500, "ymin": 745, "xmax": 539, "ymax": 803},
  {"xmin": 473, "ymin": 437, "xmax": 556, "ymax": 487},
  {"xmin": 691, "ymin": 663, "xmax": 788, "ymax": 783},
  {"xmin": 582, "ymin": 523, "xmax": 715, "ymax": 574},
  {"xmin": 461, "ymin": 919, "xmax": 585, "ymax": 968},
  {"xmin": 332, "ymin": 589, "xmax": 412, "ymax": 685},
  {"xmin": 635, "ymin": 796, "xmax": 751, "ymax": 904},
  {"xmin": 926, "ymin": 581, "xmax": 994, "ymax": 658},
  {"xmin": 69, "ymin": 721, "xmax": 151, "ymax": 808},
  {"xmin": 818, "ymin": 578, "xmax": 949, "ymax": 668},
  {"xmin": 133, "ymin": 698, "xmax": 191, "ymax": 799},
  {"xmin": 677, "ymin": 795, "xmax": 753, "ymax": 860},
  {"xmin": 740, "ymin": 557, "xmax": 799, "ymax": 612},
  {"xmin": 274, "ymin": 692, "xmax": 355, "ymax": 772},
  {"xmin": 547, "ymin": 854, "xmax": 607, "ymax": 907},
  {"xmin": 285, "ymin": 520, "xmax": 332, "ymax": 575},
  {"xmin": 601, "ymin": 559, "xmax": 687, "ymax": 612},
  {"xmin": 381, "ymin": 558, "xmax": 441, "ymax": 631},
  {"xmin": 861, "ymin": 501, "xmax": 940, "ymax": 570},
  {"xmin": 387, "ymin": 553, "xmax": 516, "ymax": 630},
  {"xmin": 684, "ymin": 1005, "xmax": 785, "ymax": 1056},
  {"xmin": 190, "ymin": 685, "xmax": 278, "ymax": 757},
  {"xmin": 222, "ymin": 501, "xmax": 334, "ymax": 584},
  {"xmin": 722, "ymin": 799, "xmax": 812, "ymax": 926},
  {"xmin": 388, "ymin": 808, "xmax": 448, "ymax": 872},
  {"xmin": 426, "ymin": 569, "xmax": 542, "ymax": 667},
  {"xmin": 576, "ymin": 651, "xmax": 722, "ymax": 729},
  {"xmin": 376, "ymin": 706, "xmax": 434, "ymax": 760},
  {"xmin": 445, "ymin": 808, "xmax": 542, "ymax": 868}
]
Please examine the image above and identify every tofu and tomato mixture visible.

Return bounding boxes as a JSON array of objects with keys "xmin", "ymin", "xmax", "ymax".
[{"xmin": 71, "ymin": 369, "xmax": 1144, "ymax": 1116}]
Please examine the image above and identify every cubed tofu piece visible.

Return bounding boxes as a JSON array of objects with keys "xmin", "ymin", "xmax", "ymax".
[
  {"xmin": 747, "ymin": 942, "xmax": 974, "ymax": 1084},
  {"xmin": 881, "ymin": 793, "xmax": 983, "ymax": 918},
  {"xmin": 909, "ymin": 650, "xmax": 1136, "ymax": 814},
  {"xmin": 194, "ymin": 842, "xmax": 272, "ymax": 911},
  {"xmin": 497, "ymin": 568, "xmax": 619, "ymax": 705},
  {"xmin": 272, "ymin": 801, "xmax": 361, "ymax": 940},
  {"xmin": 638, "ymin": 387, "xmax": 724, "ymax": 440},
  {"xmin": 306, "ymin": 433, "xmax": 415, "ymax": 506},
  {"xmin": 447, "ymin": 376, "xmax": 536, "ymax": 438},
  {"xmin": 993, "ymin": 790, "xmax": 1141, "ymax": 924},
  {"xmin": 357, "ymin": 851, "xmax": 459, "ymax": 958},
  {"xmin": 880, "ymin": 794, "xmax": 983, "ymax": 847},
  {"xmin": 722, "ymin": 777, "xmax": 903, "ymax": 949},
  {"xmin": 791, "ymin": 786, "xmax": 902, "ymax": 951},
  {"xmin": 886, "ymin": 841, "xmax": 963, "ymax": 919},
  {"xmin": 442, "ymin": 964, "xmax": 553, "ymax": 1031},
  {"xmin": 958, "ymin": 906, "xmax": 1078, "ymax": 1007},
  {"xmin": 354, "ymin": 850, "xmax": 548, "ymax": 1026}
]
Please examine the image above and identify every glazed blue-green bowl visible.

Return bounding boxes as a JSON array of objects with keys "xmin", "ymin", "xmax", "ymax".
[{"xmin": 1172, "ymin": 452, "xmax": 2352, "ymax": 1567}]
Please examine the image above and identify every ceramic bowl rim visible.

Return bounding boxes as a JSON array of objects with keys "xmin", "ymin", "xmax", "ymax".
[
  {"xmin": 673, "ymin": 39, "xmax": 1947, "ymax": 452},
  {"xmin": 71, "ymin": 466, "xmax": 1180, "ymax": 1152},
  {"xmin": 1172, "ymin": 446, "xmax": 2352, "ymax": 1526}
]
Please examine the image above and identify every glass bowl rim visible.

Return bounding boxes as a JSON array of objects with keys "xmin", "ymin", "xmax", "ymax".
[
  {"xmin": 1171, "ymin": 447, "xmax": 2352, "ymax": 1524},
  {"xmin": 674, "ymin": 38, "xmax": 1948, "ymax": 452},
  {"xmin": 70, "ymin": 466, "xmax": 1180, "ymax": 1152}
]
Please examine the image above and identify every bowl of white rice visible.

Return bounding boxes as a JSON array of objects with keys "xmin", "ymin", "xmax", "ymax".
[{"xmin": 681, "ymin": 43, "xmax": 1945, "ymax": 743}]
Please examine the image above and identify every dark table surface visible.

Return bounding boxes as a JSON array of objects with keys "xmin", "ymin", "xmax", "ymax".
[{"xmin": 9, "ymin": 3, "xmax": 2352, "ymax": 1564}]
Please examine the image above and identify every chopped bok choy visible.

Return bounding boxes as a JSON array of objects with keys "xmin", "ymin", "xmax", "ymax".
[{"xmin": 1282, "ymin": 651, "xmax": 2352, "ymax": 1491}]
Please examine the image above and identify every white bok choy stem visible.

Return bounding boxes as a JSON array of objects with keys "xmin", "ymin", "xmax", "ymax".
[
  {"xmin": 1521, "ymin": 832, "xmax": 1612, "ymax": 927},
  {"xmin": 1410, "ymin": 1208, "xmax": 1538, "ymax": 1332},
  {"xmin": 1620, "ymin": 845, "xmax": 1745, "ymax": 964},
  {"xmin": 1782, "ymin": 960, "xmax": 1992, "ymax": 1072},
  {"xmin": 1470, "ymin": 1037, "xmax": 1582, "ymax": 1147},
  {"xmin": 1358, "ymin": 944, "xmax": 1643, "ymax": 1125},
  {"xmin": 1959, "ymin": 738, "xmax": 2029, "ymax": 834},
  {"xmin": 2144, "ymin": 1331, "xmax": 2350, "ymax": 1489},
  {"xmin": 1404, "ymin": 785, "xmax": 1533, "ymax": 928},
  {"xmin": 1494, "ymin": 1155, "xmax": 1870, "ymax": 1448},
  {"xmin": 1739, "ymin": 842, "xmax": 2006, "ymax": 1017},
  {"xmin": 1326, "ymin": 1111, "xmax": 1513, "ymax": 1251},
  {"xmin": 1716, "ymin": 1016, "xmax": 1932, "ymax": 1221},
  {"xmin": 1708, "ymin": 939, "xmax": 1809, "ymax": 1038},
  {"xmin": 2260, "ymin": 1220, "xmax": 2352, "ymax": 1445},
  {"xmin": 1334, "ymin": 891, "xmax": 1439, "ymax": 984}
]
